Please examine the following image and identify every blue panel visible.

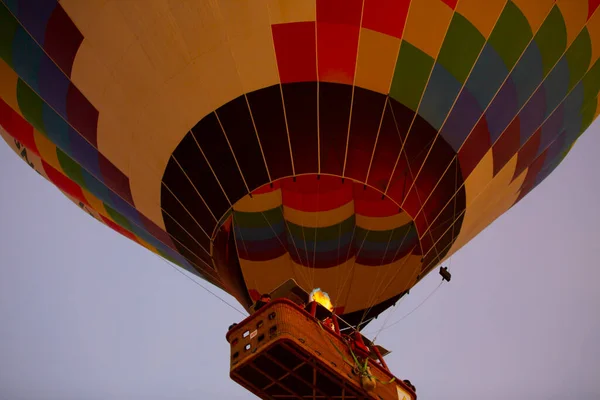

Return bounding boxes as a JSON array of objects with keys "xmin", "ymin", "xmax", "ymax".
[
  {"xmin": 12, "ymin": 27, "xmax": 42, "ymax": 92},
  {"xmin": 38, "ymin": 54, "xmax": 69, "ymax": 117},
  {"xmin": 562, "ymin": 82, "xmax": 584, "ymax": 139},
  {"xmin": 234, "ymin": 221, "xmax": 285, "ymax": 241},
  {"xmin": 68, "ymin": 127, "xmax": 101, "ymax": 177},
  {"xmin": 484, "ymin": 77, "xmax": 518, "ymax": 143},
  {"xmin": 419, "ymin": 63, "xmax": 462, "ymax": 130},
  {"xmin": 42, "ymin": 103, "xmax": 70, "ymax": 151},
  {"xmin": 518, "ymin": 88, "xmax": 546, "ymax": 145},
  {"xmin": 511, "ymin": 41, "xmax": 544, "ymax": 108},
  {"xmin": 538, "ymin": 104, "xmax": 564, "ymax": 153},
  {"xmin": 14, "ymin": 0, "xmax": 56, "ymax": 46},
  {"xmin": 543, "ymin": 57, "xmax": 570, "ymax": 117},
  {"xmin": 293, "ymin": 231, "xmax": 354, "ymax": 253},
  {"xmin": 1, "ymin": 0, "xmax": 19, "ymax": 15},
  {"xmin": 439, "ymin": 88, "xmax": 482, "ymax": 152},
  {"xmin": 108, "ymin": 191, "xmax": 142, "ymax": 228},
  {"xmin": 81, "ymin": 169, "xmax": 113, "ymax": 206},
  {"xmin": 466, "ymin": 44, "xmax": 509, "ymax": 110},
  {"xmin": 544, "ymin": 131, "xmax": 567, "ymax": 167}
]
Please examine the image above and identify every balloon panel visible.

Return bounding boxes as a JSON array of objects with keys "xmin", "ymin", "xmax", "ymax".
[{"xmin": 1, "ymin": 0, "xmax": 599, "ymax": 320}]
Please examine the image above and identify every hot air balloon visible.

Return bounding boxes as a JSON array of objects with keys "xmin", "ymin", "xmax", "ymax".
[{"xmin": 1, "ymin": 0, "xmax": 598, "ymax": 398}]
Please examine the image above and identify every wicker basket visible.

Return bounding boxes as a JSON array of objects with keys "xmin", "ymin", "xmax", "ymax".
[{"xmin": 226, "ymin": 299, "xmax": 416, "ymax": 400}]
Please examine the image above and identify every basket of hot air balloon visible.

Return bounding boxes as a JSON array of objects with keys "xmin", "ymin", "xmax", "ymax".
[
  {"xmin": 1, "ymin": 0, "xmax": 598, "ymax": 398},
  {"xmin": 226, "ymin": 285, "xmax": 416, "ymax": 399}
]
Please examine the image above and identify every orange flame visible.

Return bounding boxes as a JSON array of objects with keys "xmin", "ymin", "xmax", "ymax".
[{"xmin": 309, "ymin": 288, "xmax": 333, "ymax": 311}]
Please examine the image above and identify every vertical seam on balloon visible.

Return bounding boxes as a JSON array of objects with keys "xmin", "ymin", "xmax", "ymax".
[
  {"xmin": 399, "ymin": 1, "xmax": 510, "ymax": 209},
  {"xmin": 382, "ymin": 2, "xmax": 461, "ymax": 197},
  {"xmin": 418, "ymin": 54, "xmax": 598, "ymax": 266},
  {"xmin": 402, "ymin": 1, "xmax": 558, "ymax": 219},
  {"xmin": 315, "ymin": 2, "xmax": 321, "ymax": 174},
  {"xmin": 404, "ymin": 3, "xmax": 558, "ymax": 243},
  {"xmin": 189, "ymin": 130, "xmax": 233, "ymax": 206},
  {"xmin": 213, "ymin": 111, "xmax": 251, "ymax": 194},
  {"xmin": 364, "ymin": 0, "xmax": 416, "ymax": 186},
  {"xmin": 161, "ymin": 182, "xmax": 213, "ymax": 245},
  {"xmin": 1, "ymin": 3, "xmax": 226, "ymax": 283},
  {"xmin": 415, "ymin": 3, "xmax": 593, "ymax": 244},
  {"xmin": 171, "ymin": 154, "xmax": 218, "ymax": 222},
  {"xmin": 341, "ymin": 0, "xmax": 366, "ymax": 177},
  {"xmin": 244, "ymin": 95, "xmax": 273, "ymax": 183},
  {"xmin": 265, "ymin": 1, "xmax": 296, "ymax": 177},
  {"xmin": 210, "ymin": 0, "xmax": 271, "ymax": 189}
]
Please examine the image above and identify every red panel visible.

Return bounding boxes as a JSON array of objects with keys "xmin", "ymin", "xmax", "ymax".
[
  {"xmin": 492, "ymin": 117, "xmax": 521, "ymax": 176},
  {"xmin": 99, "ymin": 153, "xmax": 134, "ymax": 205},
  {"xmin": 513, "ymin": 128, "xmax": 541, "ymax": 182},
  {"xmin": 317, "ymin": 22, "xmax": 360, "ymax": 84},
  {"xmin": 272, "ymin": 22, "xmax": 317, "ymax": 83},
  {"xmin": 44, "ymin": 4, "xmax": 83, "ymax": 77},
  {"xmin": 139, "ymin": 213, "xmax": 178, "ymax": 251},
  {"xmin": 0, "ymin": 98, "xmax": 39, "ymax": 155},
  {"xmin": 42, "ymin": 160, "xmax": 88, "ymax": 205},
  {"xmin": 362, "ymin": 0, "xmax": 410, "ymax": 38},
  {"xmin": 66, "ymin": 84, "xmax": 98, "ymax": 146},
  {"xmin": 101, "ymin": 215, "xmax": 139, "ymax": 243},
  {"xmin": 441, "ymin": 0, "xmax": 458, "ymax": 10},
  {"xmin": 281, "ymin": 175, "xmax": 353, "ymax": 212},
  {"xmin": 458, "ymin": 117, "xmax": 491, "ymax": 179},
  {"xmin": 316, "ymin": 0, "xmax": 363, "ymax": 26},
  {"xmin": 589, "ymin": 0, "xmax": 600, "ymax": 19},
  {"xmin": 353, "ymin": 182, "xmax": 401, "ymax": 217}
]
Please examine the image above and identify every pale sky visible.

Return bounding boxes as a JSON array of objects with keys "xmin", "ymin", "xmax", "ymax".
[{"xmin": 0, "ymin": 124, "xmax": 599, "ymax": 400}]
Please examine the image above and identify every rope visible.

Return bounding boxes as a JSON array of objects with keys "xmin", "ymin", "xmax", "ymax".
[
  {"xmin": 367, "ymin": 279, "xmax": 444, "ymax": 338},
  {"xmin": 154, "ymin": 254, "xmax": 247, "ymax": 317}
]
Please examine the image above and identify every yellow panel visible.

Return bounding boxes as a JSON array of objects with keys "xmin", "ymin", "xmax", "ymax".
[
  {"xmin": 355, "ymin": 211, "xmax": 413, "ymax": 231},
  {"xmin": 0, "ymin": 59, "xmax": 19, "ymax": 112},
  {"xmin": 512, "ymin": 0, "xmax": 556, "ymax": 33},
  {"xmin": 283, "ymin": 201, "xmax": 354, "ymax": 228},
  {"xmin": 355, "ymin": 28, "xmax": 401, "ymax": 94},
  {"xmin": 82, "ymin": 189, "xmax": 110, "ymax": 219},
  {"xmin": 267, "ymin": 0, "xmax": 316, "ymax": 24},
  {"xmin": 115, "ymin": 1, "xmax": 191, "ymax": 80},
  {"xmin": 464, "ymin": 149, "xmax": 494, "ymax": 204},
  {"xmin": 33, "ymin": 131, "xmax": 61, "ymax": 171},
  {"xmin": 128, "ymin": 159, "xmax": 167, "ymax": 229},
  {"xmin": 170, "ymin": 1, "xmax": 228, "ymax": 61},
  {"xmin": 239, "ymin": 253, "xmax": 297, "ymax": 294},
  {"xmin": 403, "ymin": 0, "xmax": 454, "ymax": 58},
  {"xmin": 457, "ymin": 0, "xmax": 507, "ymax": 39},
  {"xmin": 587, "ymin": 7, "xmax": 600, "ymax": 66},
  {"xmin": 0, "ymin": 127, "xmax": 48, "ymax": 179},
  {"xmin": 448, "ymin": 154, "xmax": 525, "ymax": 255},
  {"xmin": 228, "ymin": 26, "xmax": 280, "ymax": 93},
  {"xmin": 66, "ymin": 1, "xmax": 136, "ymax": 71},
  {"xmin": 234, "ymin": 189, "xmax": 283, "ymax": 212},
  {"xmin": 60, "ymin": 0, "xmax": 109, "ymax": 31},
  {"xmin": 557, "ymin": 0, "xmax": 588, "ymax": 46},
  {"xmin": 342, "ymin": 254, "xmax": 421, "ymax": 314}
]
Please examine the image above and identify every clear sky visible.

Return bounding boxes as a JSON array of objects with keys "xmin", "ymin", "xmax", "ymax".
[{"xmin": 0, "ymin": 125, "xmax": 599, "ymax": 400}]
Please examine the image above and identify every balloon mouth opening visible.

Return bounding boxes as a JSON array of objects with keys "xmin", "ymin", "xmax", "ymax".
[{"xmin": 309, "ymin": 288, "xmax": 334, "ymax": 311}]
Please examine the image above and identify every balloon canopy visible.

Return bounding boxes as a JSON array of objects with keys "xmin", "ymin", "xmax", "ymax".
[{"xmin": 1, "ymin": 0, "xmax": 599, "ymax": 326}]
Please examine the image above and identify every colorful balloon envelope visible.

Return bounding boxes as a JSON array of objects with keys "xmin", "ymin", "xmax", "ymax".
[{"xmin": 1, "ymin": 0, "xmax": 598, "ymax": 327}]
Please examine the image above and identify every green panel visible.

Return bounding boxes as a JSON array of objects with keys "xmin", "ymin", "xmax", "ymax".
[
  {"xmin": 56, "ymin": 148, "xmax": 86, "ymax": 188},
  {"xmin": 534, "ymin": 6, "xmax": 567, "ymax": 77},
  {"xmin": 582, "ymin": 59, "xmax": 600, "ymax": 109},
  {"xmin": 436, "ymin": 13, "xmax": 485, "ymax": 84},
  {"xmin": 580, "ymin": 100, "xmax": 596, "ymax": 133},
  {"xmin": 286, "ymin": 216, "xmax": 355, "ymax": 242},
  {"xmin": 565, "ymin": 28, "xmax": 592, "ymax": 90},
  {"xmin": 488, "ymin": 1, "xmax": 533, "ymax": 70},
  {"xmin": 389, "ymin": 41, "xmax": 434, "ymax": 111},
  {"xmin": 354, "ymin": 223, "xmax": 414, "ymax": 243},
  {"xmin": 104, "ymin": 205, "xmax": 134, "ymax": 232},
  {"xmin": 0, "ymin": 4, "xmax": 18, "ymax": 67},
  {"xmin": 233, "ymin": 207, "xmax": 284, "ymax": 228},
  {"xmin": 16, "ymin": 79, "xmax": 45, "ymax": 134}
]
